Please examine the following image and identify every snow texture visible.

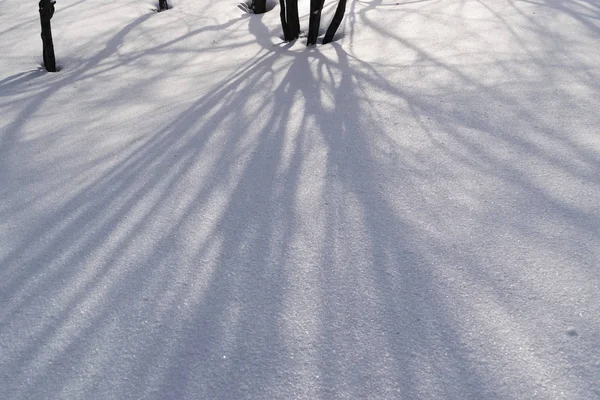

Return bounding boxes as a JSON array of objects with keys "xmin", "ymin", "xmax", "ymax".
[{"xmin": 1, "ymin": 0, "xmax": 599, "ymax": 399}]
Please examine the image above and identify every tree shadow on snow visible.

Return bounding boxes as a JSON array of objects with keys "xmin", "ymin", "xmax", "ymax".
[{"xmin": 1, "ymin": 1, "xmax": 599, "ymax": 398}]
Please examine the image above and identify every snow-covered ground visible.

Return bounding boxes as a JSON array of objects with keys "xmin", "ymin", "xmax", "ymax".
[{"xmin": 1, "ymin": 0, "xmax": 599, "ymax": 398}]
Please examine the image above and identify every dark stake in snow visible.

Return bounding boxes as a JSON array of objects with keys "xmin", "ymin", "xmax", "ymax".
[
  {"xmin": 323, "ymin": 0, "xmax": 347, "ymax": 44},
  {"xmin": 307, "ymin": 0, "xmax": 324, "ymax": 45},
  {"xmin": 158, "ymin": 0, "xmax": 169, "ymax": 11},
  {"xmin": 39, "ymin": 0, "xmax": 56, "ymax": 72}
]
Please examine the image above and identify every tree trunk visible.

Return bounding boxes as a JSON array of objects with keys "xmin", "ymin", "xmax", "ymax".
[
  {"xmin": 323, "ymin": 0, "xmax": 347, "ymax": 44},
  {"xmin": 39, "ymin": 0, "xmax": 56, "ymax": 72},
  {"xmin": 307, "ymin": 0, "xmax": 324, "ymax": 45},
  {"xmin": 253, "ymin": 0, "xmax": 266, "ymax": 14},
  {"xmin": 159, "ymin": 0, "xmax": 168, "ymax": 11},
  {"xmin": 280, "ymin": 0, "xmax": 299, "ymax": 42},
  {"xmin": 279, "ymin": 0, "xmax": 292, "ymax": 41},
  {"xmin": 286, "ymin": 0, "xmax": 300, "ymax": 40}
]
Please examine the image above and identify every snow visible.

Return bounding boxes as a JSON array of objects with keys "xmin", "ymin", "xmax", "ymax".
[{"xmin": 1, "ymin": 0, "xmax": 599, "ymax": 398}]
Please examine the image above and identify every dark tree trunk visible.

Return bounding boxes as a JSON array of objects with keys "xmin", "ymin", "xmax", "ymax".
[
  {"xmin": 279, "ymin": 0, "xmax": 290, "ymax": 39},
  {"xmin": 286, "ymin": 0, "xmax": 300, "ymax": 40},
  {"xmin": 253, "ymin": 0, "xmax": 266, "ymax": 14},
  {"xmin": 279, "ymin": 0, "xmax": 299, "ymax": 42},
  {"xmin": 159, "ymin": 0, "xmax": 168, "ymax": 11},
  {"xmin": 39, "ymin": 0, "xmax": 56, "ymax": 72},
  {"xmin": 307, "ymin": 0, "xmax": 324, "ymax": 45},
  {"xmin": 323, "ymin": 0, "xmax": 347, "ymax": 44}
]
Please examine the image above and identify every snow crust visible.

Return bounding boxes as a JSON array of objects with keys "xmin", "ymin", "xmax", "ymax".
[{"xmin": 1, "ymin": 0, "xmax": 599, "ymax": 398}]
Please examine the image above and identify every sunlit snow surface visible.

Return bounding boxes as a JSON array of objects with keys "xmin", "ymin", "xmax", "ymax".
[{"xmin": 1, "ymin": 0, "xmax": 599, "ymax": 398}]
